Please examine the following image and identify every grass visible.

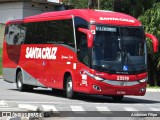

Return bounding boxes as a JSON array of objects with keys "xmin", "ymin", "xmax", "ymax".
[
  {"xmin": 147, "ymin": 85, "xmax": 160, "ymax": 89},
  {"xmin": 0, "ymin": 48, "xmax": 2, "ymax": 75}
]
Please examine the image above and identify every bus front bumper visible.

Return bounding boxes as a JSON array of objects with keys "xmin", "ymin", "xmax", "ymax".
[{"xmin": 88, "ymin": 79, "xmax": 147, "ymax": 96}]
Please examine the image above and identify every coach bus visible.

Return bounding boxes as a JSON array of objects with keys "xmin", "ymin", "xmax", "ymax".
[{"xmin": 2, "ymin": 9, "xmax": 158, "ymax": 101}]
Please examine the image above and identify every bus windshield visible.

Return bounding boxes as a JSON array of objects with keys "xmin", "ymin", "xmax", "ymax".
[{"xmin": 92, "ymin": 25, "xmax": 146, "ymax": 74}]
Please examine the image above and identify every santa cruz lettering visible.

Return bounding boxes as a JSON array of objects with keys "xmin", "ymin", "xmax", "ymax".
[
  {"xmin": 25, "ymin": 47, "xmax": 57, "ymax": 60},
  {"xmin": 99, "ymin": 17, "xmax": 135, "ymax": 23}
]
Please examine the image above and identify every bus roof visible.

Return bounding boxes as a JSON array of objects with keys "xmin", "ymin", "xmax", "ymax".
[{"xmin": 7, "ymin": 9, "xmax": 141, "ymax": 26}]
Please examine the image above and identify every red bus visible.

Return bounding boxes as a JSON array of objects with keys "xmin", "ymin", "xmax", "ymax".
[{"xmin": 2, "ymin": 9, "xmax": 158, "ymax": 101}]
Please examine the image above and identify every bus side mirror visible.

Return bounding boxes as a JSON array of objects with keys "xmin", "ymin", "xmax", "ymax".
[
  {"xmin": 145, "ymin": 33, "xmax": 159, "ymax": 53},
  {"xmin": 78, "ymin": 28, "xmax": 93, "ymax": 48}
]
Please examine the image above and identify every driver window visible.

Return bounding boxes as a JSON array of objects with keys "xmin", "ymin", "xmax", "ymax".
[{"xmin": 79, "ymin": 35, "xmax": 89, "ymax": 66}]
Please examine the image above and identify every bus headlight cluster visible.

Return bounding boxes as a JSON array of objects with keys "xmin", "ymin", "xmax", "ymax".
[
  {"xmin": 94, "ymin": 76, "xmax": 104, "ymax": 81},
  {"xmin": 83, "ymin": 70, "xmax": 104, "ymax": 81},
  {"xmin": 138, "ymin": 77, "xmax": 148, "ymax": 83}
]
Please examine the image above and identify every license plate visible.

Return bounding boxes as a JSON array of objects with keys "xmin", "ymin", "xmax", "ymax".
[{"xmin": 117, "ymin": 91, "xmax": 126, "ymax": 95}]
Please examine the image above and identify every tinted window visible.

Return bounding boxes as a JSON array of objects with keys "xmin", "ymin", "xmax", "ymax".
[
  {"xmin": 120, "ymin": 27, "xmax": 145, "ymax": 56},
  {"xmin": 46, "ymin": 21, "xmax": 60, "ymax": 44},
  {"xmin": 74, "ymin": 17, "xmax": 88, "ymax": 29},
  {"xmin": 34, "ymin": 22, "xmax": 48, "ymax": 44},
  {"xmin": 93, "ymin": 25, "xmax": 146, "ymax": 74},
  {"xmin": 60, "ymin": 19, "xmax": 75, "ymax": 48},
  {"xmin": 79, "ymin": 35, "xmax": 89, "ymax": 65},
  {"xmin": 95, "ymin": 26, "xmax": 119, "ymax": 61},
  {"xmin": 6, "ymin": 19, "xmax": 75, "ymax": 48},
  {"xmin": 74, "ymin": 17, "xmax": 88, "ymax": 51},
  {"xmin": 46, "ymin": 19, "xmax": 75, "ymax": 48},
  {"xmin": 74, "ymin": 17, "xmax": 89, "ymax": 64},
  {"xmin": 5, "ymin": 24, "xmax": 26, "ymax": 45},
  {"xmin": 24, "ymin": 23, "xmax": 35, "ymax": 44}
]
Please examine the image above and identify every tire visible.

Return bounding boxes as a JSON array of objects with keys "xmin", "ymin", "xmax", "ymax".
[
  {"xmin": 16, "ymin": 71, "xmax": 33, "ymax": 91},
  {"xmin": 65, "ymin": 76, "xmax": 76, "ymax": 99},
  {"xmin": 112, "ymin": 95, "xmax": 124, "ymax": 102}
]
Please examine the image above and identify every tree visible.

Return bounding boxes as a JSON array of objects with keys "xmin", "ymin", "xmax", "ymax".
[
  {"xmin": 139, "ymin": 2, "xmax": 160, "ymax": 86},
  {"xmin": 100, "ymin": 0, "xmax": 114, "ymax": 10},
  {"xmin": 62, "ymin": 0, "xmax": 88, "ymax": 8},
  {"xmin": 62, "ymin": 0, "xmax": 113, "ymax": 10},
  {"xmin": 114, "ymin": 0, "xmax": 157, "ymax": 18}
]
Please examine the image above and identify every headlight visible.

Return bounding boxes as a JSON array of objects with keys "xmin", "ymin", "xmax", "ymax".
[
  {"xmin": 138, "ymin": 78, "xmax": 148, "ymax": 83},
  {"xmin": 94, "ymin": 76, "xmax": 104, "ymax": 81},
  {"xmin": 83, "ymin": 70, "xmax": 104, "ymax": 81}
]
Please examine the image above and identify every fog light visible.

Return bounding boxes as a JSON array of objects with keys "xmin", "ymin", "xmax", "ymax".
[
  {"xmin": 93, "ymin": 85, "xmax": 101, "ymax": 91},
  {"xmin": 140, "ymin": 88, "xmax": 146, "ymax": 92}
]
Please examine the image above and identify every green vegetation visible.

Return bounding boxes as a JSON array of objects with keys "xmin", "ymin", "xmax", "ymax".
[
  {"xmin": 138, "ymin": 2, "xmax": 160, "ymax": 86},
  {"xmin": 0, "ymin": 23, "xmax": 4, "ymax": 75},
  {"xmin": 0, "ymin": 48, "xmax": 2, "ymax": 75},
  {"xmin": 148, "ymin": 84, "xmax": 160, "ymax": 89}
]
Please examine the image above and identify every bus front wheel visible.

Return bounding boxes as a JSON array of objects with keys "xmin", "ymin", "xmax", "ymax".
[{"xmin": 65, "ymin": 76, "xmax": 76, "ymax": 99}]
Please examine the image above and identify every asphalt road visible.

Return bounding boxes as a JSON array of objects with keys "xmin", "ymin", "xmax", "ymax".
[{"xmin": 0, "ymin": 78, "xmax": 160, "ymax": 120}]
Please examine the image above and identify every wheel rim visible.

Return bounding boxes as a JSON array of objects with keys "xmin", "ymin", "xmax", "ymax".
[
  {"xmin": 17, "ymin": 74, "xmax": 22, "ymax": 88},
  {"xmin": 67, "ymin": 79, "xmax": 72, "ymax": 96}
]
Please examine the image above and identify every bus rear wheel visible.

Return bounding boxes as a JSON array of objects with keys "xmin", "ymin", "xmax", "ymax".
[
  {"xmin": 65, "ymin": 76, "xmax": 76, "ymax": 99},
  {"xmin": 16, "ymin": 71, "xmax": 33, "ymax": 91}
]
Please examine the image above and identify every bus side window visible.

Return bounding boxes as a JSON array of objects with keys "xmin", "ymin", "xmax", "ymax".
[
  {"xmin": 6, "ymin": 24, "xmax": 22, "ymax": 45},
  {"xmin": 79, "ymin": 35, "xmax": 89, "ymax": 66},
  {"xmin": 60, "ymin": 19, "xmax": 75, "ymax": 48},
  {"xmin": 46, "ymin": 21, "xmax": 59, "ymax": 44},
  {"xmin": 74, "ymin": 16, "xmax": 89, "ymax": 51},
  {"xmin": 24, "ymin": 23, "xmax": 35, "ymax": 44},
  {"xmin": 34, "ymin": 22, "xmax": 47, "ymax": 44},
  {"xmin": 18, "ymin": 24, "xmax": 26, "ymax": 44}
]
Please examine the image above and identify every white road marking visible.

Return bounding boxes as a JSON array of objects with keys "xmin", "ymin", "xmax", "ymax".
[
  {"xmin": 0, "ymin": 106, "xmax": 10, "ymax": 108},
  {"xmin": 150, "ymin": 108, "xmax": 160, "ymax": 111},
  {"xmin": 18, "ymin": 104, "xmax": 40, "ymax": 111},
  {"xmin": 70, "ymin": 106, "xmax": 85, "ymax": 111},
  {"xmin": 6, "ymin": 101, "xmax": 61, "ymax": 104},
  {"xmin": 124, "ymin": 107, "xmax": 138, "ymax": 111},
  {"xmin": 42, "ymin": 105, "xmax": 58, "ymax": 111},
  {"xmin": 0, "ymin": 107, "xmax": 24, "ymax": 111},
  {"xmin": 96, "ymin": 106, "xmax": 110, "ymax": 111}
]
